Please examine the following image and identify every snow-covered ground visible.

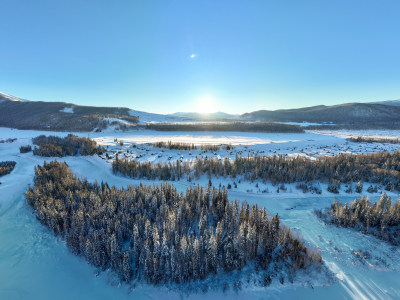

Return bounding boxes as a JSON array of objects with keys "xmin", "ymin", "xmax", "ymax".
[
  {"xmin": 60, "ymin": 106, "xmax": 74, "ymax": 113},
  {"xmin": 93, "ymin": 129, "xmax": 400, "ymax": 163},
  {"xmin": 280, "ymin": 121, "xmax": 335, "ymax": 127},
  {"xmin": 312, "ymin": 129, "xmax": 400, "ymax": 139},
  {"xmin": 129, "ymin": 110, "xmax": 185, "ymax": 124},
  {"xmin": 1, "ymin": 127, "xmax": 400, "ymax": 299}
]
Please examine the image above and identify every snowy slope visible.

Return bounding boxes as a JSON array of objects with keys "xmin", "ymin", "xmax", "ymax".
[
  {"xmin": 60, "ymin": 106, "xmax": 74, "ymax": 113},
  {"xmin": 0, "ymin": 91, "xmax": 27, "ymax": 102},
  {"xmin": 129, "ymin": 110, "xmax": 185, "ymax": 124},
  {"xmin": 370, "ymin": 99, "xmax": 400, "ymax": 107}
]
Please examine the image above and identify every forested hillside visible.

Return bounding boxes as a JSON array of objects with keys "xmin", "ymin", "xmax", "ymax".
[
  {"xmin": 0, "ymin": 98, "xmax": 138, "ymax": 131},
  {"xmin": 242, "ymin": 103, "xmax": 400, "ymax": 126},
  {"xmin": 26, "ymin": 161, "xmax": 322, "ymax": 285}
]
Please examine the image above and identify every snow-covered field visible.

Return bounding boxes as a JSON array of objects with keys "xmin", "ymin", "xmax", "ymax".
[
  {"xmin": 1, "ymin": 127, "xmax": 400, "ymax": 299},
  {"xmin": 93, "ymin": 129, "xmax": 400, "ymax": 163},
  {"xmin": 312, "ymin": 129, "xmax": 400, "ymax": 139}
]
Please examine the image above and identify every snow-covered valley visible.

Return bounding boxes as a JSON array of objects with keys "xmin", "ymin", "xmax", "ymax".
[{"xmin": 1, "ymin": 127, "xmax": 400, "ymax": 299}]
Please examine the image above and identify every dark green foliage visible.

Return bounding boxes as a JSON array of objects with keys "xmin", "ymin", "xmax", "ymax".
[
  {"xmin": 19, "ymin": 145, "xmax": 32, "ymax": 153},
  {"xmin": 26, "ymin": 161, "xmax": 321, "ymax": 285},
  {"xmin": 0, "ymin": 161, "xmax": 16, "ymax": 177},
  {"xmin": 316, "ymin": 194, "xmax": 400, "ymax": 245},
  {"xmin": 145, "ymin": 122, "xmax": 304, "ymax": 133},
  {"xmin": 32, "ymin": 134, "xmax": 105, "ymax": 157},
  {"xmin": 113, "ymin": 151, "xmax": 400, "ymax": 190}
]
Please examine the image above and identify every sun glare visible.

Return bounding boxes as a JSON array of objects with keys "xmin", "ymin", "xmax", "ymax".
[{"xmin": 196, "ymin": 96, "xmax": 216, "ymax": 114}]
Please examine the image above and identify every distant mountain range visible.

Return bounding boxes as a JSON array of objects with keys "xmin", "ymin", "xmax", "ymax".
[
  {"xmin": 169, "ymin": 111, "xmax": 239, "ymax": 120},
  {"xmin": 240, "ymin": 102, "xmax": 400, "ymax": 125},
  {"xmin": 172, "ymin": 101, "xmax": 400, "ymax": 126},
  {"xmin": 1, "ymin": 91, "xmax": 400, "ymax": 131}
]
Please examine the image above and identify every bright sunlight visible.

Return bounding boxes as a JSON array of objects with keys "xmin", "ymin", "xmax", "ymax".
[{"xmin": 196, "ymin": 95, "xmax": 217, "ymax": 114}]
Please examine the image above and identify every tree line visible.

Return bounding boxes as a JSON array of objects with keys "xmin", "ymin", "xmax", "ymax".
[
  {"xmin": 153, "ymin": 141, "xmax": 196, "ymax": 151},
  {"xmin": 113, "ymin": 151, "xmax": 400, "ymax": 191},
  {"xmin": 315, "ymin": 194, "xmax": 400, "ymax": 245},
  {"xmin": 26, "ymin": 161, "xmax": 321, "ymax": 286},
  {"xmin": 32, "ymin": 134, "xmax": 105, "ymax": 157},
  {"xmin": 347, "ymin": 136, "xmax": 400, "ymax": 144},
  {"xmin": 0, "ymin": 161, "xmax": 16, "ymax": 177},
  {"xmin": 152, "ymin": 141, "xmax": 233, "ymax": 152},
  {"xmin": 144, "ymin": 122, "xmax": 304, "ymax": 133}
]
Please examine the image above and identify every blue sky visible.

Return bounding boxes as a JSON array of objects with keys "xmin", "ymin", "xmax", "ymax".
[{"xmin": 1, "ymin": 0, "xmax": 400, "ymax": 114}]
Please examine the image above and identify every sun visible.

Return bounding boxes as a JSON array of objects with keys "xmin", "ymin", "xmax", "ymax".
[{"xmin": 196, "ymin": 96, "xmax": 216, "ymax": 114}]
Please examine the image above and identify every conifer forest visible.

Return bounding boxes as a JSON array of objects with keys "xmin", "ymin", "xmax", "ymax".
[{"xmin": 26, "ymin": 161, "xmax": 322, "ymax": 285}]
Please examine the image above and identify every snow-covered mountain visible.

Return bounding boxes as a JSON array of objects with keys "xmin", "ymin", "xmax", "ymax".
[
  {"xmin": 0, "ymin": 91, "xmax": 185, "ymax": 132},
  {"xmin": 0, "ymin": 91, "xmax": 28, "ymax": 102},
  {"xmin": 129, "ymin": 110, "xmax": 184, "ymax": 124},
  {"xmin": 370, "ymin": 99, "xmax": 400, "ymax": 106},
  {"xmin": 169, "ymin": 111, "xmax": 239, "ymax": 120},
  {"xmin": 241, "ymin": 102, "xmax": 400, "ymax": 125}
]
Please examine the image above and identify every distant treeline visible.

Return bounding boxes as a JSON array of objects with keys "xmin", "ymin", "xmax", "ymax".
[
  {"xmin": 113, "ymin": 151, "xmax": 400, "ymax": 191},
  {"xmin": 347, "ymin": 136, "xmax": 400, "ymax": 144},
  {"xmin": 32, "ymin": 134, "xmax": 105, "ymax": 157},
  {"xmin": 145, "ymin": 122, "xmax": 304, "ymax": 133},
  {"xmin": 315, "ymin": 194, "xmax": 400, "ymax": 245},
  {"xmin": 152, "ymin": 141, "xmax": 233, "ymax": 151},
  {"xmin": 0, "ymin": 161, "xmax": 16, "ymax": 177},
  {"xmin": 26, "ymin": 161, "xmax": 321, "ymax": 285},
  {"xmin": 306, "ymin": 122, "xmax": 400, "ymax": 130}
]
